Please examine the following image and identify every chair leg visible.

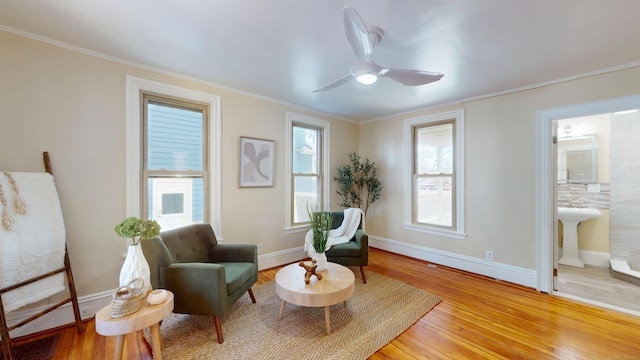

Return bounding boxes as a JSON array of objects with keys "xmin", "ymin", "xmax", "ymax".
[
  {"xmin": 248, "ymin": 287, "xmax": 256, "ymax": 303},
  {"xmin": 213, "ymin": 316, "xmax": 223, "ymax": 344},
  {"xmin": 360, "ymin": 266, "xmax": 367, "ymax": 284}
]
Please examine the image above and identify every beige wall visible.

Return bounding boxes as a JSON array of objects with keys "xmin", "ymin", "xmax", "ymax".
[
  {"xmin": 360, "ymin": 66, "xmax": 640, "ymax": 270},
  {"xmin": 3, "ymin": 27, "xmax": 640, "ymax": 302},
  {"xmin": 0, "ymin": 31, "xmax": 358, "ymax": 300}
]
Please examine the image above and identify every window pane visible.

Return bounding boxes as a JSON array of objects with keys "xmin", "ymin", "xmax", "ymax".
[
  {"xmin": 416, "ymin": 123, "xmax": 453, "ymax": 175},
  {"xmin": 292, "ymin": 125, "xmax": 319, "ymax": 174},
  {"xmin": 147, "ymin": 176, "xmax": 204, "ymax": 231},
  {"xmin": 415, "ymin": 176, "xmax": 452, "ymax": 227},
  {"xmin": 293, "ymin": 175, "xmax": 319, "ymax": 223},
  {"xmin": 147, "ymin": 102, "xmax": 204, "ymax": 171},
  {"xmin": 162, "ymin": 193, "xmax": 184, "ymax": 214}
]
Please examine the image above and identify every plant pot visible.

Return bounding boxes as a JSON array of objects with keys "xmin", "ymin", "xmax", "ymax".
[
  {"xmin": 314, "ymin": 252, "xmax": 328, "ymax": 271},
  {"xmin": 119, "ymin": 244, "xmax": 151, "ymax": 294}
]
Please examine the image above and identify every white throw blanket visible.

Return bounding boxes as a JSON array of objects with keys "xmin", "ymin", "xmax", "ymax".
[
  {"xmin": 0, "ymin": 172, "xmax": 66, "ymax": 313},
  {"xmin": 304, "ymin": 208, "xmax": 364, "ymax": 258}
]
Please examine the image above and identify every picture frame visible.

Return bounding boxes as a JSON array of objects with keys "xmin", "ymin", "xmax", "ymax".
[{"xmin": 239, "ymin": 136, "xmax": 275, "ymax": 187}]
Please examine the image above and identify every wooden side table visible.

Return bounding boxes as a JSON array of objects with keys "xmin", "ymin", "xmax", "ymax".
[{"xmin": 95, "ymin": 290, "xmax": 174, "ymax": 360}]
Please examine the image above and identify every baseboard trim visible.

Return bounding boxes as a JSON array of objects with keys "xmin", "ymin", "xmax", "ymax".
[
  {"xmin": 5, "ymin": 289, "xmax": 113, "ymax": 338},
  {"xmin": 579, "ymin": 250, "xmax": 610, "ymax": 268},
  {"xmin": 369, "ymin": 235, "xmax": 538, "ymax": 289},
  {"xmin": 258, "ymin": 246, "xmax": 306, "ymax": 270},
  {"xmin": 9, "ymin": 238, "xmax": 538, "ymax": 337}
]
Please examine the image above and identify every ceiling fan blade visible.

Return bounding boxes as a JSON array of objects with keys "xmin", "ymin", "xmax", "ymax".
[
  {"xmin": 313, "ymin": 73, "xmax": 354, "ymax": 92},
  {"xmin": 382, "ymin": 68, "xmax": 444, "ymax": 86},
  {"xmin": 343, "ymin": 6, "xmax": 374, "ymax": 60}
]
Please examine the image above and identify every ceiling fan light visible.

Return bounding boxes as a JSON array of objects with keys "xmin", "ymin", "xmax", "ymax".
[{"xmin": 356, "ymin": 73, "xmax": 378, "ymax": 85}]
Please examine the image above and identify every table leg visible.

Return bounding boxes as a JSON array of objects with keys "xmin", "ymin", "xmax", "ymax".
[
  {"xmin": 324, "ymin": 306, "xmax": 331, "ymax": 335},
  {"xmin": 279, "ymin": 300, "xmax": 286, "ymax": 320},
  {"xmin": 114, "ymin": 335, "xmax": 125, "ymax": 360},
  {"xmin": 149, "ymin": 323, "xmax": 163, "ymax": 360}
]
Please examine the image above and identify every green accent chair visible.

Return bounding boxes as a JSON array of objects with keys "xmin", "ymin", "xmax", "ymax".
[
  {"xmin": 325, "ymin": 211, "xmax": 369, "ymax": 283},
  {"xmin": 140, "ymin": 224, "xmax": 258, "ymax": 344}
]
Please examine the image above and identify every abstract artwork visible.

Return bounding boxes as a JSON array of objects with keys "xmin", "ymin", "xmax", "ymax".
[{"xmin": 239, "ymin": 137, "xmax": 275, "ymax": 187}]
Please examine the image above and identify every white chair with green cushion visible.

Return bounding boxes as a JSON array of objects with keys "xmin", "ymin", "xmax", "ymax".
[{"xmin": 140, "ymin": 224, "xmax": 258, "ymax": 344}]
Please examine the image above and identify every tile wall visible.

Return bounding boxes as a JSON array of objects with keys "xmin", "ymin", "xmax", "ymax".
[{"xmin": 610, "ymin": 111, "xmax": 640, "ymax": 267}]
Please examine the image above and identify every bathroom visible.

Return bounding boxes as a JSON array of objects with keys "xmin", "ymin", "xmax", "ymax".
[{"xmin": 555, "ymin": 110, "xmax": 640, "ymax": 313}]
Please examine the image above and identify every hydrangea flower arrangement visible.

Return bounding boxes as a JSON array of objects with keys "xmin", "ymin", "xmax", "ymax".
[{"xmin": 114, "ymin": 217, "xmax": 161, "ymax": 245}]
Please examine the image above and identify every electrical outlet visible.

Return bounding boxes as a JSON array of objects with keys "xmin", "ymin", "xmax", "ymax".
[
  {"xmin": 257, "ymin": 244, "xmax": 262, "ymax": 254},
  {"xmin": 80, "ymin": 305, "xmax": 94, "ymax": 317},
  {"xmin": 485, "ymin": 250, "xmax": 494, "ymax": 261}
]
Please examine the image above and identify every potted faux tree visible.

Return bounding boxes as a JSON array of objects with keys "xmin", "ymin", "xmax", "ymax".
[{"xmin": 334, "ymin": 152, "xmax": 382, "ymax": 215}]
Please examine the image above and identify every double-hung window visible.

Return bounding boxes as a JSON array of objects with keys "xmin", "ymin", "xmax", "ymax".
[
  {"xmin": 405, "ymin": 110, "xmax": 465, "ymax": 238},
  {"xmin": 142, "ymin": 93, "xmax": 208, "ymax": 231},
  {"xmin": 286, "ymin": 113, "xmax": 330, "ymax": 229},
  {"xmin": 126, "ymin": 77, "xmax": 221, "ymax": 236}
]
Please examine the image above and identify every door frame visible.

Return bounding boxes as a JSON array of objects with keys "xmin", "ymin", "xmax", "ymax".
[{"xmin": 535, "ymin": 94, "xmax": 640, "ymax": 293}]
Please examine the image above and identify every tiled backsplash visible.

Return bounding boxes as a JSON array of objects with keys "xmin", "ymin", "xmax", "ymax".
[{"xmin": 557, "ymin": 183, "xmax": 610, "ymax": 209}]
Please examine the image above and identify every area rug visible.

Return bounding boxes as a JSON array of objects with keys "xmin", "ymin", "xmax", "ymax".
[
  {"xmin": 2, "ymin": 333, "xmax": 60, "ymax": 360},
  {"xmin": 145, "ymin": 270, "xmax": 441, "ymax": 359}
]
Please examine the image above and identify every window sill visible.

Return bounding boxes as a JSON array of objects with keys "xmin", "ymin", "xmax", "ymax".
[{"xmin": 403, "ymin": 223, "xmax": 467, "ymax": 240}]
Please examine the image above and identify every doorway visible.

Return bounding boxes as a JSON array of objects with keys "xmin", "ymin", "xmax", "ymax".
[
  {"xmin": 535, "ymin": 94, "xmax": 640, "ymax": 315},
  {"xmin": 554, "ymin": 114, "xmax": 640, "ymax": 312}
]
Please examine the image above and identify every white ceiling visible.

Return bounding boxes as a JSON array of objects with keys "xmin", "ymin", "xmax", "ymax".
[{"xmin": 1, "ymin": 0, "xmax": 639, "ymax": 122}]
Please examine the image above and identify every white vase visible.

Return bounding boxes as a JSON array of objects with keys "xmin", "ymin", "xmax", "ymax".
[
  {"xmin": 314, "ymin": 251, "xmax": 328, "ymax": 271},
  {"xmin": 119, "ymin": 244, "xmax": 151, "ymax": 294}
]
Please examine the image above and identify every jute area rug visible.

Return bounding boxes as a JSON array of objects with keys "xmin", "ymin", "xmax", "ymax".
[{"xmin": 146, "ymin": 270, "xmax": 441, "ymax": 359}]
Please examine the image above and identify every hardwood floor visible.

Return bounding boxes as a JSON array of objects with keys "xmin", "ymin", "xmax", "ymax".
[{"xmin": 11, "ymin": 248, "xmax": 640, "ymax": 359}]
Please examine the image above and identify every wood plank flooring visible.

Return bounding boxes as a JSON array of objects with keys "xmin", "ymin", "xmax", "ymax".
[{"xmin": 9, "ymin": 248, "xmax": 640, "ymax": 359}]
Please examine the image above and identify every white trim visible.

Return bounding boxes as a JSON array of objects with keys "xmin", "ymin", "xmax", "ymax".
[
  {"xmin": 363, "ymin": 62, "xmax": 640, "ymax": 124},
  {"xmin": 0, "ymin": 25, "xmax": 351, "ymax": 124},
  {"xmin": 125, "ymin": 76, "xmax": 222, "ymax": 235},
  {"xmin": 285, "ymin": 112, "xmax": 330, "ymax": 230},
  {"xmin": 370, "ymin": 235, "xmax": 536, "ymax": 288},
  {"xmin": 403, "ymin": 109, "xmax": 466, "ymax": 239},
  {"xmin": 580, "ymin": 250, "xmax": 610, "ymax": 268},
  {"xmin": 4, "ymin": 25, "xmax": 638, "ymax": 126},
  {"xmin": 536, "ymin": 94, "xmax": 640, "ymax": 293},
  {"xmin": 5, "ymin": 290, "xmax": 113, "ymax": 338},
  {"xmin": 257, "ymin": 247, "xmax": 307, "ymax": 271}
]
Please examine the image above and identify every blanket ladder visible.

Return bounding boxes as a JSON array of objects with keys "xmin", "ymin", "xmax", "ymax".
[{"xmin": 0, "ymin": 152, "xmax": 83, "ymax": 360}]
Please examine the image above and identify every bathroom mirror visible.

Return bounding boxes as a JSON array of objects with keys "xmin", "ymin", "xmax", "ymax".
[{"xmin": 558, "ymin": 134, "xmax": 598, "ymax": 183}]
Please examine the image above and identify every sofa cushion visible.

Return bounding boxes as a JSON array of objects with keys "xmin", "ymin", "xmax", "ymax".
[{"xmin": 220, "ymin": 262, "xmax": 257, "ymax": 295}]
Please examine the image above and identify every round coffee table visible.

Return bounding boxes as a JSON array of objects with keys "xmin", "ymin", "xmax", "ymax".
[
  {"xmin": 95, "ymin": 290, "xmax": 174, "ymax": 360},
  {"xmin": 275, "ymin": 261, "xmax": 355, "ymax": 334}
]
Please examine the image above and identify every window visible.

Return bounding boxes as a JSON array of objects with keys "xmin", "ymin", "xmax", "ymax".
[
  {"xmin": 142, "ymin": 93, "xmax": 208, "ymax": 231},
  {"xmin": 126, "ymin": 77, "xmax": 221, "ymax": 235},
  {"xmin": 405, "ymin": 110, "xmax": 465, "ymax": 238},
  {"xmin": 286, "ymin": 113, "xmax": 329, "ymax": 230}
]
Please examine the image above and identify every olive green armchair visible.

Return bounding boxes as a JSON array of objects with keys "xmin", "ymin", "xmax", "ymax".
[
  {"xmin": 325, "ymin": 211, "xmax": 369, "ymax": 283},
  {"xmin": 140, "ymin": 224, "xmax": 258, "ymax": 344}
]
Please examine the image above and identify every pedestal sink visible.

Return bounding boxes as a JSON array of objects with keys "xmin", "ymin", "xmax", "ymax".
[{"xmin": 557, "ymin": 207, "xmax": 601, "ymax": 268}]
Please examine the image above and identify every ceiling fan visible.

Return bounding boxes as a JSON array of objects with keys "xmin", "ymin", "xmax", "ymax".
[{"xmin": 313, "ymin": 6, "xmax": 444, "ymax": 92}]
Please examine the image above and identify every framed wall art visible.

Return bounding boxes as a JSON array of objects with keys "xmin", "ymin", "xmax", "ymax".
[{"xmin": 239, "ymin": 136, "xmax": 275, "ymax": 187}]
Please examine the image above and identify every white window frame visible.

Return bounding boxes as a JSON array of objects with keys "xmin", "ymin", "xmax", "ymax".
[
  {"xmin": 126, "ymin": 76, "xmax": 222, "ymax": 237},
  {"xmin": 285, "ymin": 112, "xmax": 330, "ymax": 232},
  {"xmin": 404, "ymin": 109, "xmax": 466, "ymax": 239}
]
